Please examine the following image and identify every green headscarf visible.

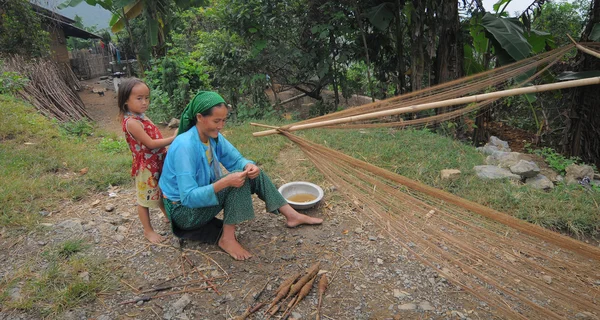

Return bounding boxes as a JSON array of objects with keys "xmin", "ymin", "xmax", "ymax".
[{"xmin": 178, "ymin": 91, "xmax": 226, "ymax": 135}]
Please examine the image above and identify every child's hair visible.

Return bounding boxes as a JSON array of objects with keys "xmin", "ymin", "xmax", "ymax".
[{"xmin": 117, "ymin": 77, "xmax": 149, "ymax": 118}]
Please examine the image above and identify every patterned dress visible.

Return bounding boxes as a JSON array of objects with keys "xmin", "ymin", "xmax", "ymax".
[{"xmin": 122, "ymin": 113, "xmax": 166, "ymax": 208}]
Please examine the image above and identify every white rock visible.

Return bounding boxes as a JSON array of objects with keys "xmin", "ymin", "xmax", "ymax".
[
  {"xmin": 441, "ymin": 169, "xmax": 461, "ymax": 181},
  {"xmin": 398, "ymin": 303, "xmax": 417, "ymax": 310},
  {"xmin": 526, "ymin": 175, "xmax": 554, "ymax": 190},
  {"xmin": 542, "ymin": 275, "xmax": 552, "ymax": 284},
  {"xmin": 418, "ymin": 301, "xmax": 435, "ymax": 311},
  {"xmin": 172, "ymin": 293, "xmax": 192, "ymax": 313}
]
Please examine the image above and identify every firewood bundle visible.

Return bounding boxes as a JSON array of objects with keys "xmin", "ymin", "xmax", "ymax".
[{"xmin": 3, "ymin": 55, "xmax": 90, "ymax": 122}]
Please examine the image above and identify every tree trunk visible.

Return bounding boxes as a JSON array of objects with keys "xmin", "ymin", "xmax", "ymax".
[
  {"xmin": 356, "ymin": 5, "xmax": 375, "ymax": 102},
  {"xmin": 562, "ymin": 0, "xmax": 600, "ymax": 168},
  {"xmin": 410, "ymin": 0, "xmax": 424, "ymax": 92},
  {"xmin": 395, "ymin": 0, "xmax": 406, "ymax": 95},
  {"xmin": 122, "ymin": 8, "xmax": 145, "ymax": 77}
]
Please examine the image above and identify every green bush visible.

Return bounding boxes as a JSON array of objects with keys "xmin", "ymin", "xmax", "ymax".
[
  {"xmin": 145, "ymin": 55, "xmax": 212, "ymax": 122},
  {"xmin": 532, "ymin": 147, "xmax": 583, "ymax": 175},
  {"xmin": 0, "ymin": 70, "xmax": 29, "ymax": 94},
  {"xmin": 98, "ymin": 137, "xmax": 128, "ymax": 154}
]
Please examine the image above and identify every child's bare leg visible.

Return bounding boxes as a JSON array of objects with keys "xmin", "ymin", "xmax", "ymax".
[
  {"xmin": 218, "ymin": 224, "xmax": 252, "ymax": 260},
  {"xmin": 279, "ymin": 204, "xmax": 323, "ymax": 228},
  {"xmin": 138, "ymin": 205, "xmax": 166, "ymax": 243},
  {"xmin": 158, "ymin": 200, "xmax": 170, "ymax": 224}
]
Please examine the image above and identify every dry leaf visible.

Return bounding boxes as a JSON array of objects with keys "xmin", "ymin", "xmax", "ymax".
[{"xmin": 79, "ymin": 168, "xmax": 88, "ymax": 175}]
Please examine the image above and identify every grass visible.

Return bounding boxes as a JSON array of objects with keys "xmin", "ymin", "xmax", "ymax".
[
  {"xmin": 0, "ymin": 94, "xmax": 131, "ymax": 229},
  {"xmin": 247, "ymin": 124, "xmax": 600, "ymax": 237},
  {"xmin": 1, "ymin": 238, "xmax": 117, "ymax": 317}
]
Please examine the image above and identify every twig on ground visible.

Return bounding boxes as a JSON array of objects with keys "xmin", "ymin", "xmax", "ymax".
[{"xmin": 119, "ymin": 285, "xmax": 211, "ymax": 305}]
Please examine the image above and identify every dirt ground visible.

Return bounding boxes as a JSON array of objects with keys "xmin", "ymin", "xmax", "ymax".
[{"xmin": 1, "ymin": 78, "xmax": 592, "ymax": 320}]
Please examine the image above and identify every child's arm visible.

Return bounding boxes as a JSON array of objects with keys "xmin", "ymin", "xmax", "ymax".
[{"xmin": 126, "ymin": 120, "xmax": 176, "ymax": 149}]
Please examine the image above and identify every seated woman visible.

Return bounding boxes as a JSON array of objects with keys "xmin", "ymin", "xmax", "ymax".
[{"xmin": 159, "ymin": 91, "xmax": 323, "ymax": 260}]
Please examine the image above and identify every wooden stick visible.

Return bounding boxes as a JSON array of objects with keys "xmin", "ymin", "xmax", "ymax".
[
  {"xmin": 140, "ymin": 276, "xmax": 226, "ymax": 293},
  {"xmin": 119, "ymin": 285, "xmax": 210, "ymax": 305},
  {"xmin": 250, "ymin": 122, "xmax": 281, "ymax": 129},
  {"xmin": 253, "ymin": 77, "xmax": 600, "ymax": 137}
]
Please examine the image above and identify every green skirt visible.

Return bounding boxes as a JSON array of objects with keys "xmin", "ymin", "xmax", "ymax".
[{"xmin": 163, "ymin": 171, "xmax": 287, "ymax": 231}]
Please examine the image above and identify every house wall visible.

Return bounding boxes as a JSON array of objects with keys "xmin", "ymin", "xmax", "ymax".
[
  {"xmin": 48, "ymin": 28, "xmax": 70, "ymax": 64},
  {"xmin": 70, "ymin": 50, "xmax": 110, "ymax": 79}
]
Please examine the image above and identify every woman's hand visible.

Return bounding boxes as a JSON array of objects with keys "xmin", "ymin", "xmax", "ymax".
[
  {"xmin": 244, "ymin": 163, "xmax": 260, "ymax": 179},
  {"xmin": 226, "ymin": 171, "xmax": 248, "ymax": 188}
]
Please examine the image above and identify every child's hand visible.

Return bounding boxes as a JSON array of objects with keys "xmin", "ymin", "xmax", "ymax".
[
  {"xmin": 244, "ymin": 164, "xmax": 260, "ymax": 179},
  {"xmin": 227, "ymin": 171, "xmax": 248, "ymax": 188}
]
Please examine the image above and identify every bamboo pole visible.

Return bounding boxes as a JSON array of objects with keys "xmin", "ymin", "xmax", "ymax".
[
  {"xmin": 253, "ymin": 77, "xmax": 600, "ymax": 137},
  {"xmin": 567, "ymin": 34, "xmax": 600, "ymax": 59}
]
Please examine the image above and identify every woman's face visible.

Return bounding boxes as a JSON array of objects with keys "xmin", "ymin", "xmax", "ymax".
[{"xmin": 197, "ymin": 105, "xmax": 228, "ymax": 141}]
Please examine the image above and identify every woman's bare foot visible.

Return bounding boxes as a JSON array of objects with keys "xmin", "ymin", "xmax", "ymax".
[
  {"xmin": 280, "ymin": 204, "xmax": 323, "ymax": 228},
  {"xmin": 144, "ymin": 229, "xmax": 166, "ymax": 243},
  {"xmin": 285, "ymin": 214, "xmax": 323, "ymax": 228},
  {"xmin": 219, "ymin": 224, "xmax": 252, "ymax": 260},
  {"xmin": 218, "ymin": 237, "xmax": 253, "ymax": 260}
]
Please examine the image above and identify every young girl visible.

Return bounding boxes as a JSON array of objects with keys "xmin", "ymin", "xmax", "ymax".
[{"xmin": 118, "ymin": 78, "xmax": 176, "ymax": 243}]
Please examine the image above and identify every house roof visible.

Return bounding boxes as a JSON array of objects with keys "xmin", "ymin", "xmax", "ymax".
[{"xmin": 30, "ymin": 3, "xmax": 102, "ymax": 40}]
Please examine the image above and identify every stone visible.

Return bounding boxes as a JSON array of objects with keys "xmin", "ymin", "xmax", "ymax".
[
  {"xmin": 393, "ymin": 289, "xmax": 409, "ymax": 299},
  {"xmin": 575, "ymin": 312, "xmax": 599, "ymax": 319},
  {"xmin": 172, "ymin": 293, "xmax": 192, "ymax": 313},
  {"xmin": 377, "ymin": 258, "xmax": 384, "ymax": 265},
  {"xmin": 418, "ymin": 301, "xmax": 435, "ymax": 311},
  {"xmin": 168, "ymin": 118, "xmax": 180, "ymax": 128},
  {"xmin": 39, "ymin": 210, "xmax": 50, "ymax": 217},
  {"xmin": 542, "ymin": 275, "xmax": 552, "ymax": 284},
  {"xmin": 474, "ymin": 165, "xmax": 521, "ymax": 180},
  {"xmin": 398, "ymin": 303, "xmax": 417, "ymax": 310},
  {"xmin": 526, "ymin": 175, "xmax": 554, "ymax": 190},
  {"xmin": 485, "ymin": 151, "xmax": 521, "ymax": 168},
  {"xmin": 476, "ymin": 145, "xmax": 500, "ymax": 155},
  {"xmin": 489, "ymin": 136, "xmax": 511, "ymax": 151},
  {"xmin": 510, "ymin": 160, "xmax": 540, "ymax": 178},
  {"xmin": 105, "ymin": 204, "xmax": 115, "ymax": 212},
  {"xmin": 57, "ymin": 219, "xmax": 84, "ymax": 232},
  {"xmin": 440, "ymin": 169, "xmax": 461, "ymax": 181},
  {"xmin": 565, "ymin": 164, "xmax": 595, "ymax": 185},
  {"xmin": 291, "ymin": 312, "xmax": 302, "ymax": 319},
  {"xmin": 79, "ymin": 271, "xmax": 90, "ymax": 282},
  {"xmin": 113, "ymin": 234, "xmax": 125, "ymax": 242},
  {"xmin": 9, "ymin": 286, "xmax": 21, "ymax": 301},
  {"xmin": 555, "ymin": 175, "xmax": 564, "ymax": 183}
]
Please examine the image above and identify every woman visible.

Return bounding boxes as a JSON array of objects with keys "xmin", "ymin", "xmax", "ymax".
[{"xmin": 159, "ymin": 91, "xmax": 322, "ymax": 260}]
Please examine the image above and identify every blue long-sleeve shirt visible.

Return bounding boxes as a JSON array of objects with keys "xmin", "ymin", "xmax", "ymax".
[{"xmin": 159, "ymin": 127, "xmax": 253, "ymax": 208}]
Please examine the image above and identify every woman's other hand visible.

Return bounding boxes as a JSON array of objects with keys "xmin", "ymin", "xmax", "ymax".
[{"xmin": 244, "ymin": 163, "xmax": 260, "ymax": 179}]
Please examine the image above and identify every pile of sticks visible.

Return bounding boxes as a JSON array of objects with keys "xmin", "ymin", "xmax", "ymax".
[
  {"xmin": 236, "ymin": 262, "xmax": 329, "ymax": 320},
  {"xmin": 2, "ymin": 55, "xmax": 90, "ymax": 122}
]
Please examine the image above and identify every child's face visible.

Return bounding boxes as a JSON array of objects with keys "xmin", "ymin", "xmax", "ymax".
[{"xmin": 126, "ymin": 83, "xmax": 150, "ymax": 115}]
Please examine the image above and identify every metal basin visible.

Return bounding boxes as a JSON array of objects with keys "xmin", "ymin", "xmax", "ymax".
[{"xmin": 278, "ymin": 181, "xmax": 324, "ymax": 210}]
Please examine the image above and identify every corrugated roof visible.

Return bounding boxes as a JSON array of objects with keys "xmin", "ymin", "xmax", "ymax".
[{"xmin": 30, "ymin": 3, "xmax": 102, "ymax": 40}]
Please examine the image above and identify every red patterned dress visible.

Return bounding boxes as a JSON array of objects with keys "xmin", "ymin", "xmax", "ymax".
[{"xmin": 122, "ymin": 113, "xmax": 167, "ymax": 208}]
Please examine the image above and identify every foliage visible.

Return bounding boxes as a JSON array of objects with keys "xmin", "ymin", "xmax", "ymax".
[
  {"xmin": 0, "ymin": 69, "xmax": 28, "ymax": 94},
  {"xmin": 59, "ymin": 120, "xmax": 94, "ymax": 137},
  {"xmin": 144, "ymin": 52, "xmax": 212, "ymax": 122},
  {"xmin": 532, "ymin": 0, "xmax": 590, "ymax": 47},
  {"xmin": 0, "ymin": 95, "xmax": 130, "ymax": 228},
  {"xmin": 531, "ymin": 147, "xmax": 584, "ymax": 175},
  {"xmin": 97, "ymin": 137, "xmax": 128, "ymax": 154},
  {"xmin": 0, "ymin": 0, "xmax": 50, "ymax": 57}
]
